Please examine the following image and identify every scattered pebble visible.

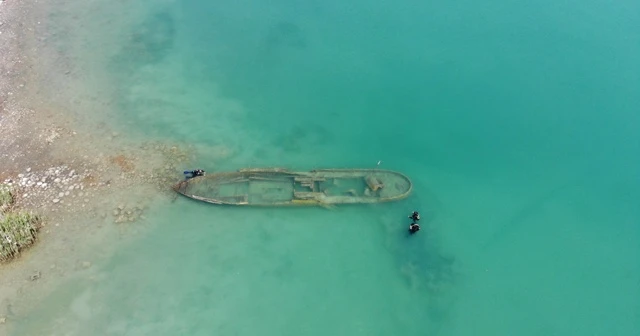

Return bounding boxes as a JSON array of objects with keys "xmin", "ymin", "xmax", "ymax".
[
  {"xmin": 30, "ymin": 271, "xmax": 41, "ymax": 281},
  {"xmin": 1, "ymin": 142, "xmax": 190, "ymax": 273},
  {"xmin": 0, "ymin": 316, "xmax": 5, "ymax": 324}
]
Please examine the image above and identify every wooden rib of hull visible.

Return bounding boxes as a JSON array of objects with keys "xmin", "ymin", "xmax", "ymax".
[{"xmin": 172, "ymin": 167, "xmax": 412, "ymax": 207}]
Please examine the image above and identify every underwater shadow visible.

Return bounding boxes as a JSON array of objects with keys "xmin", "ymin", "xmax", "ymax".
[
  {"xmin": 109, "ymin": 9, "xmax": 177, "ymax": 74},
  {"xmin": 480, "ymin": 181, "xmax": 581, "ymax": 252},
  {"xmin": 373, "ymin": 196, "xmax": 460, "ymax": 335}
]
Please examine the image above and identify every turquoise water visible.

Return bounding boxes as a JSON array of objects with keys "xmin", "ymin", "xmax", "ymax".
[{"xmin": 13, "ymin": 0, "xmax": 640, "ymax": 335}]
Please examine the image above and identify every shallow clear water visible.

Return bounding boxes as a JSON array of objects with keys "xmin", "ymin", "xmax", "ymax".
[{"xmin": 12, "ymin": 0, "xmax": 640, "ymax": 335}]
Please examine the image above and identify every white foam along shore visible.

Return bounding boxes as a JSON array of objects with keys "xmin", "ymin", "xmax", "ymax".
[{"xmin": 0, "ymin": 0, "xmax": 200, "ymax": 330}]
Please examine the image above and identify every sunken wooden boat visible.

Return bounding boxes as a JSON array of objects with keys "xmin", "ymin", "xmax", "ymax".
[{"xmin": 172, "ymin": 167, "xmax": 412, "ymax": 207}]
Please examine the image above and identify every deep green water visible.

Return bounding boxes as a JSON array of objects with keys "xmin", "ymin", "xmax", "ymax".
[{"xmin": 13, "ymin": 0, "xmax": 640, "ymax": 335}]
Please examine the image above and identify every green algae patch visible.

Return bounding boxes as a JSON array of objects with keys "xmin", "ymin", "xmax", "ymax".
[{"xmin": 1, "ymin": 186, "xmax": 42, "ymax": 262}]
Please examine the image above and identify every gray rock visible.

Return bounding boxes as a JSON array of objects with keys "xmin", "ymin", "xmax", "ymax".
[
  {"xmin": 54, "ymin": 178, "xmax": 61, "ymax": 183},
  {"xmin": 81, "ymin": 261, "xmax": 91, "ymax": 269},
  {"xmin": 30, "ymin": 271, "xmax": 41, "ymax": 281},
  {"xmin": 52, "ymin": 198, "xmax": 60, "ymax": 203},
  {"xmin": 58, "ymin": 192, "xmax": 64, "ymax": 197}
]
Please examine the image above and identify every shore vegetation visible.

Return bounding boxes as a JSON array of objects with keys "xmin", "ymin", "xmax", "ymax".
[{"xmin": 1, "ymin": 185, "xmax": 42, "ymax": 262}]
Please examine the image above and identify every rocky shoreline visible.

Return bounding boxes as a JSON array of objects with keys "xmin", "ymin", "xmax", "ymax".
[
  {"xmin": 2, "ymin": 141, "xmax": 193, "ymax": 215},
  {"xmin": 5, "ymin": 166, "xmax": 90, "ymax": 208},
  {"xmin": 0, "ymin": 0, "xmax": 201, "ymax": 331}
]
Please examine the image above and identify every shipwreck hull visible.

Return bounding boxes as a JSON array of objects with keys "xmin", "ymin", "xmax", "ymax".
[{"xmin": 173, "ymin": 168, "xmax": 412, "ymax": 207}]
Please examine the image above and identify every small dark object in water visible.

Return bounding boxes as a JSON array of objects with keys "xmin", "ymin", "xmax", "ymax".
[
  {"xmin": 408, "ymin": 223, "xmax": 420, "ymax": 235},
  {"xmin": 184, "ymin": 169, "xmax": 205, "ymax": 179},
  {"xmin": 409, "ymin": 211, "xmax": 420, "ymax": 221}
]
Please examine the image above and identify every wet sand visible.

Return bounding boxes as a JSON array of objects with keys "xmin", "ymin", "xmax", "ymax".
[{"xmin": 0, "ymin": 1, "xmax": 194, "ymax": 332}]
